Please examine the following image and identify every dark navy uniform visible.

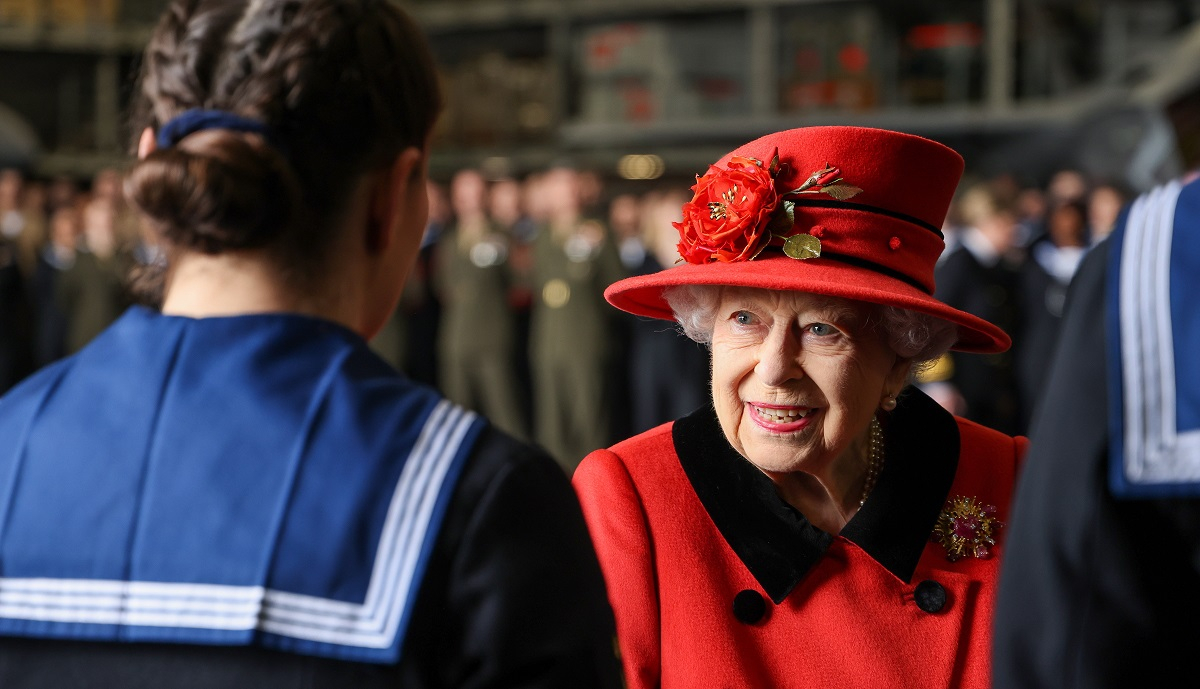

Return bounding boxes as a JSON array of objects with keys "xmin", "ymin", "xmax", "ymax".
[{"xmin": 995, "ymin": 179, "xmax": 1200, "ymax": 688}]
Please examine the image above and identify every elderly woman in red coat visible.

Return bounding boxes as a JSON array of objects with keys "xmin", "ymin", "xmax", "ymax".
[{"xmin": 573, "ymin": 126, "xmax": 1026, "ymax": 689}]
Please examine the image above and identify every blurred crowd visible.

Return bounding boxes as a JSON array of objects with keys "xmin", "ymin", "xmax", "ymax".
[
  {"xmin": 0, "ymin": 167, "xmax": 159, "ymax": 395},
  {"xmin": 925, "ymin": 169, "xmax": 1128, "ymax": 437},
  {"xmin": 0, "ymin": 161, "xmax": 1127, "ymax": 467},
  {"xmin": 370, "ymin": 166, "xmax": 709, "ymax": 469}
]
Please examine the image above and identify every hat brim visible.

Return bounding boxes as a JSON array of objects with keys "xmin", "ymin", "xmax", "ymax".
[{"xmin": 606, "ymin": 255, "xmax": 1011, "ymax": 354}]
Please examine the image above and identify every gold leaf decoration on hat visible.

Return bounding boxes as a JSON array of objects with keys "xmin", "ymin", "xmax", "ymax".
[
  {"xmin": 787, "ymin": 163, "xmax": 863, "ymax": 202},
  {"xmin": 783, "ymin": 234, "xmax": 821, "ymax": 260},
  {"xmin": 820, "ymin": 183, "xmax": 864, "ymax": 201}
]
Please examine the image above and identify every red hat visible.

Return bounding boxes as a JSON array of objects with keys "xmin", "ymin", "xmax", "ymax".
[{"xmin": 605, "ymin": 126, "xmax": 1010, "ymax": 354}]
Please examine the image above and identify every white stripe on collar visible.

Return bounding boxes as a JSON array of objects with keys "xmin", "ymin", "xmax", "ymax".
[{"xmin": 1117, "ymin": 181, "xmax": 1200, "ymax": 484}]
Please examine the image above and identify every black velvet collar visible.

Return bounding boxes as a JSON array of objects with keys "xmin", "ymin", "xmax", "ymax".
[{"xmin": 673, "ymin": 387, "xmax": 960, "ymax": 604}]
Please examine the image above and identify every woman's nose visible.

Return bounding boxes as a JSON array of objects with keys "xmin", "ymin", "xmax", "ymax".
[{"xmin": 754, "ymin": 324, "xmax": 804, "ymax": 387}]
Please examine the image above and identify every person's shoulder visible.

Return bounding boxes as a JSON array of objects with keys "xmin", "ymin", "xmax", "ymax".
[
  {"xmin": 593, "ymin": 421, "xmax": 676, "ymax": 468},
  {"xmin": 464, "ymin": 424, "xmax": 565, "ymax": 488},
  {"xmin": 574, "ymin": 421, "xmax": 679, "ymax": 495},
  {"xmin": 954, "ymin": 414, "xmax": 1021, "ymax": 445},
  {"xmin": 953, "ymin": 415, "xmax": 1027, "ymax": 470},
  {"xmin": 0, "ymin": 357, "xmax": 72, "ymax": 416}
]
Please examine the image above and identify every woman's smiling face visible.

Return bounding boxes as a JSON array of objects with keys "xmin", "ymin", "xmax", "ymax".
[{"xmin": 709, "ymin": 287, "xmax": 910, "ymax": 480}]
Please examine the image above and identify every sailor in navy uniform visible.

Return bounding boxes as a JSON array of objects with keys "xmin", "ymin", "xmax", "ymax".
[
  {"xmin": 995, "ymin": 177, "xmax": 1200, "ymax": 688},
  {"xmin": 0, "ymin": 1, "xmax": 622, "ymax": 687}
]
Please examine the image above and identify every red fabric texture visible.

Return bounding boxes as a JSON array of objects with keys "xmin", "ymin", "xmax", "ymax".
[
  {"xmin": 573, "ymin": 418, "xmax": 1027, "ymax": 689},
  {"xmin": 604, "ymin": 126, "xmax": 1011, "ymax": 354}
]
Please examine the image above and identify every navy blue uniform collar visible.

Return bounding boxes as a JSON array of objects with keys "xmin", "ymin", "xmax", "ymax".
[{"xmin": 673, "ymin": 387, "xmax": 960, "ymax": 603}]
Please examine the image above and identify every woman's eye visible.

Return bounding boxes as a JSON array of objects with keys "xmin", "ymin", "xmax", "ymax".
[
  {"xmin": 733, "ymin": 311, "xmax": 755, "ymax": 326},
  {"xmin": 808, "ymin": 323, "xmax": 835, "ymax": 336}
]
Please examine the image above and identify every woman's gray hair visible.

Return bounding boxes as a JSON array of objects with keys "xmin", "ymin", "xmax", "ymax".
[{"xmin": 663, "ymin": 284, "xmax": 958, "ymax": 371}]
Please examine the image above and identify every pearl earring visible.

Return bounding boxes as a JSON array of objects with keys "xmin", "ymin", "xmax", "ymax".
[{"xmin": 881, "ymin": 394, "xmax": 897, "ymax": 411}]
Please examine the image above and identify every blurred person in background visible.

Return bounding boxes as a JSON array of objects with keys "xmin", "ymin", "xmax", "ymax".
[
  {"xmin": 576, "ymin": 168, "xmax": 605, "ymax": 219},
  {"xmin": 931, "ymin": 182, "xmax": 1024, "ymax": 434},
  {"xmin": 938, "ymin": 192, "xmax": 966, "ymax": 263},
  {"xmin": 0, "ymin": 228, "xmax": 33, "ymax": 393},
  {"xmin": 995, "ymin": 176, "xmax": 1200, "ymax": 689},
  {"xmin": 91, "ymin": 166, "xmax": 142, "ymax": 249},
  {"xmin": 0, "ymin": 169, "xmax": 45, "ymax": 279},
  {"xmin": 1015, "ymin": 186, "xmax": 1048, "ymax": 247},
  {"xmin": 1014, "ymin": 200, "xmax": 1090, "ymax": 430},
  {"xmin": 522, "ymin": 170, "xmax": 550, "ymax": 227},
  {"xmin": 0, "ymin": 1, "xmax": 622, "ymax": 686},
  {"xmin": 0, "ymin": 169, "xmax": 35, "ymax": 392},
  {"xmin": 383, "ymin": 179, "xmax": 449, "ymax": 387},
  {"xmin": 609, "ymin": 192, "xmax": 644, "ymax": 272},
  {"xmin": 493, "ymin": 175, "xmax": 538, "ymax": 244},
  {"xmin": 367, "ymin": 180, "xmax": 449, "ymax": 373},
  {"xmin": 623, "ymin": 188, "xmax": 708, "ymax": 434},
  {"xmin": 606, "ymin": 191, "xmax": 643, "ymax": 442},
  {"xmin": 46, "ymin": 175, "xmax": 79, "ymax": 215},
  {"xmin": 434, "ymin": 168, "xmax": 527, "ymax": 439},
  {"xmin": 1087, "ymin": 181, "xmax": 1127, "ymax": 243},
  {"xmin": 488, "ymin": 174, "xmax": 536, "ymax": 431},
  {"xmin": 57, "ymin": 197, "xmax": 127, "ymax": 355},
  {"xmin": 530, "ymin": 165, "xmax": 626, "ymax": 470},
  {"xmin": 0, "ymin": 169, "xmax": 27, "ymax": 252},
  {"xmin": 575, "ymin": 127, "xmax": 1024, "ymax": 689},
  {"xmin": 32, "ymin": 205, "xmax": 78, "ymax": 367},
  {"xmin": 1046, "ymin": 168, "xmax": 1088, "ymax": 206}
]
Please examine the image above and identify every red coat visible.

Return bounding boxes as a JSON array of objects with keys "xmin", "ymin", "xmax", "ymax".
[{"xmin": 574, "ymin": 391, "xmax": 1026, "ymax": 689}]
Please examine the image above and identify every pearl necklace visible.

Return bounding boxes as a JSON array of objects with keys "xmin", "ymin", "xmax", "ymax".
[{"xmin": 859, "ymin": 417, "xmax": 884, "ymax": 508}]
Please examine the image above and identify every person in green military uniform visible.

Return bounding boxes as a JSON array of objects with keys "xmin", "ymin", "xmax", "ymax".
[
  {"xmin": 57, "ymin": 199, "xmax": 128, "ymax": 355},
  {"xmin": 530, "ymin": 166, "xmax": 627, "ymax": 470},
  {"xmin": 434, "ymin": 168, "xmax": 527, "ymax": 439}
]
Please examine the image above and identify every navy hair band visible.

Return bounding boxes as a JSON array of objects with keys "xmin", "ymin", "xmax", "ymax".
[{"xmin": 156, "ymin": 109, "xmax": 275, "ymax": 150}]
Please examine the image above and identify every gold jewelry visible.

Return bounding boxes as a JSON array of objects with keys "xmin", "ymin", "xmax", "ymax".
[
  {"xmin": 859, "ymin": 416, "xmax": 885, "ymax": 507},
  {"xmin": 881, "ymin": 394, "xmax": 897, "ymax": 411}
]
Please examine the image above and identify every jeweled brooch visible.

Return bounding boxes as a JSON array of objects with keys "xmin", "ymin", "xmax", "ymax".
[{"xmin": 931, "ymin": 496, "xmax": 1002, "ymax": 561}]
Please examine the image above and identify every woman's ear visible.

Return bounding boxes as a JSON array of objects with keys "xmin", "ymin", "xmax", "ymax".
[
  {"xmin": 366, "ymin": 146, "xmax": 426, "ymax": 255},
  {"xmin": 138, "ymin": 127, "xmax": 157, "ymax": 159},
  {"xmin": 885, "ymin": 357, "xmax": 913, "ymax": 398}
]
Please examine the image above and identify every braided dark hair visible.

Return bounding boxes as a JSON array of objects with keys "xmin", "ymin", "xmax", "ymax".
[{"xmin": 125, "ymin": 0, "xmax": 441, "ymax": 293}]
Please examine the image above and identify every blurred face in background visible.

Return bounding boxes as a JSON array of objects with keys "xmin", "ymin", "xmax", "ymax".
[
  {"xmin": 82, "ymin": 199, "xmax": 116, "ymax": 259},
  {"xmin": 48, "ymin": 176, "xmax": 77, "ymax": 211},
  {"xmin": 450, "ymin": 169, "xmax": 487, "ymax": 220},
  {"xmin": 49, "ymin": 207, "xmax": 80, "ymax": 251},
  {"xmin": 426, "ymin": 180, "xmax": 450, "ymax": 228},
  {"xmin": 91, "ymin": 168, "xmax": 122, "ymax": 204},
  {"xmin": 541, "ymin": 167, "xmax": 581, "ymax": 225},
  {"xmin": 488, "ymin": 178, "xmax": 522, "ymax": 227},
  {"xmin": 576, "ymin": 169, "xmax": 603, "ymax": 210},
  {"xmin": 1048, "ymin": 202, "xmax": 1088, "ymax": 248},
  {"xmin": 1048, "ymin": 169, "xmax": 1087, "ymax": 205},
  {"xmin": 0, "ymin": 169, "xmax": 21, "ymax": 209},
  {"xmin": 1088, "ymin": 185, "xmax": 1124, "ymax": 240},
  {"xmin": 23, "ymin": 182, "xmax": 46, "ymax": 216},
  {"xmin": 979, "ymin": 210, "xmax": 1019, "ymax": 254},
  {"xmin": 646, "ymin": 190, "xmax": 687, "ymax": 268},
  {"xmin": 961, "ymin": 184, "xmax": 1019, "ymax": 254},
  {"xmin": 521, "ymin": 172, "xmax": 549, "ymax": 223},
  {"xmin": 1016, "ymin": 187, "xmax": 1047, "ymax": 224},
  {"xmin": 608, "ymin": 193, "xmax": 641, "ymax": 241}
]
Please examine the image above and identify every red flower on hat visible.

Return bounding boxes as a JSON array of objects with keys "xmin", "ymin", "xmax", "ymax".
[
  {"xmin": 675, "ymin": 155, "xmax": 780, "ymax": 263},
  {"xmin": 675, "ymin": 154, "xmax": 864, "ymax": 265}
]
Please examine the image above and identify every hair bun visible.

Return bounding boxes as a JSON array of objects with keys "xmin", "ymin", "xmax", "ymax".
[{"xmin": 124, "ymin": 131, "xmax": 302, "ymax": 254}]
